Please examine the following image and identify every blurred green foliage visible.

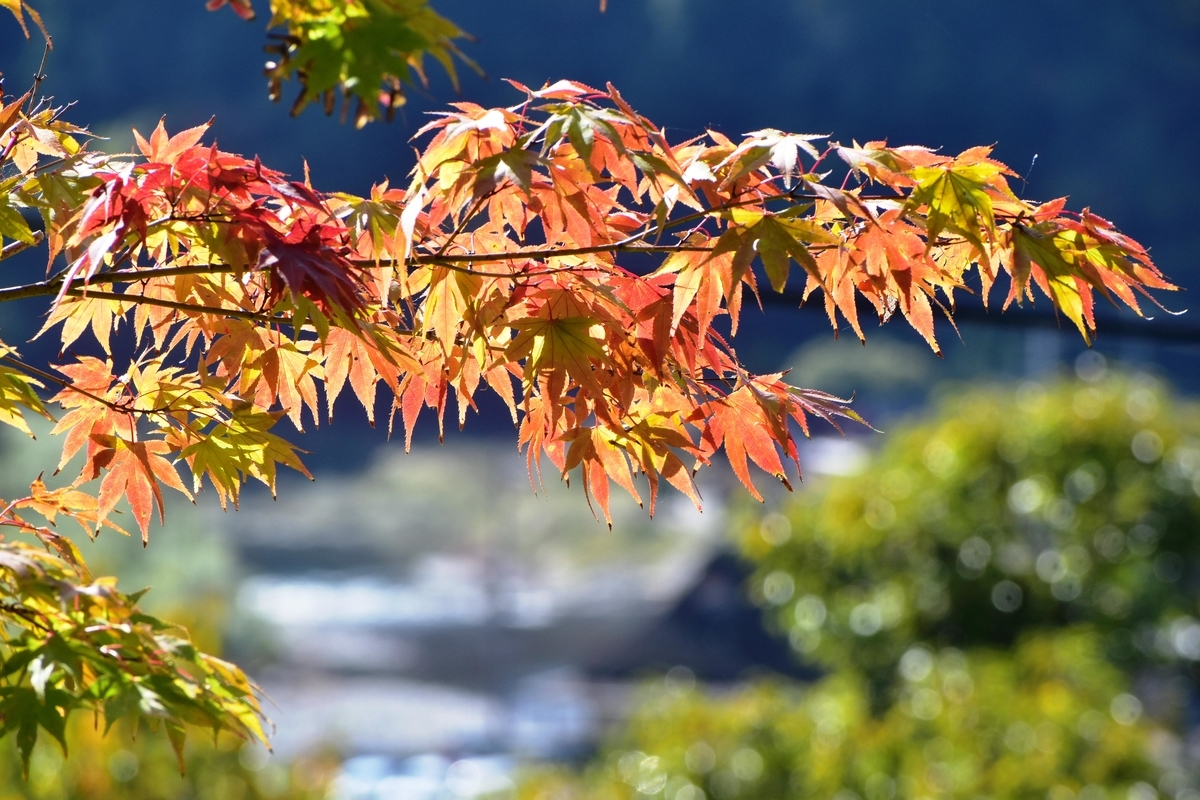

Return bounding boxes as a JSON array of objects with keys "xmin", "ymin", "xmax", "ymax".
[
  {"xmin": 523, "ymin": 369, "xmax": 1200, "ymax": 799},
  {"xmin": 523, "ymin": 633, "xmax": 1160, "ymax": 800},
  {"xmin": 741, "ymin": 371, "xmax": 1200, "ymax": 696},
  {"xmin": 0, "ymin": 719, "xmax": 336, "ymax": 800}
]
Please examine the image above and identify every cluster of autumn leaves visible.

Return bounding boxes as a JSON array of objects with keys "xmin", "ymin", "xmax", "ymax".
[
  {"xmin": 0, "ymin": 0, "xmax": 1180, "ymax": 773},
  {"xmin": 0, "ymin": 69, "xmax": 1178, "ymax": 567}
]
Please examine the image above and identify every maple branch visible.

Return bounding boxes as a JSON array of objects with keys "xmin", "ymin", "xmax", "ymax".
[
  {"xmin": 0, "ymin": 263, "xmax": 240, "ymax": 304},
  {"xmin": 619, "ymin": 195, "xmax": 770, "ymax": 244},
  {"xmin": 372, "ymin": 192, "xmax": 796, "ymax": 276},
  {"xmin": 389, "ymin": 187, "xmax": 930, "ymax": 274},
  {"xmin": 396, "ymin": 242, "xmax": 742, "ymax": 267},
  {"xmin": 0, "ymin": 230, "xmax": 43, "ymax": 262}
]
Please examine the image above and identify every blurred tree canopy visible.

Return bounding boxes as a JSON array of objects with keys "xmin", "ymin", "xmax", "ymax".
[
  {"xmin": 522, "ymin": 633, "xmax": 1161, "ymax": 800},
  {"xmin": 742, "ymin": 369, "xmax": 1200, "ymax": 697},
  {"xmin": 522, "ymin": 369, "xmax": 1200, "ymax": 799},
  {"xmin": 0, "ymin": 720, "xmax": 335, "ymax": 800}
]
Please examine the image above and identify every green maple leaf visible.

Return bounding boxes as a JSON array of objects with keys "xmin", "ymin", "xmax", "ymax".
[
  {"xmin": 183, "ymin": 410, "xmax": 310, "ymax": 506},
  {"xmin": 509, "ymin": 316, "xmax": 607, "ymax": 394},
  {"xmin": 0, "ymin": 200, "xmax": 36, "ymax": 248},
  {"xmin": 469, "ymin": 149, "xmax": 542, "ymax": 198},
  {"xmin": 0, "ymin": 344, "xmax": 52, "ymax": 437},
  {"xmin": 908, "ymin": 162, "xmax": 1005, "ymax": 255},
  {"xmin": 1011, "ymin": 224, "xmax": 1092, "ymax": 341}
]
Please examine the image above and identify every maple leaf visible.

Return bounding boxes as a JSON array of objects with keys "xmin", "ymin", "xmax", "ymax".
[
  {"xmin": 38, "ymin": 292, "xmax": 122, "ymax": 354},
  {"xmin": 510, "ymin": 316, "xmax": 608, "ymax": 395},
  {"xmin": 180, "ymin": 410, "xmax": 311, "ymax": 508},
  {"xmin": 699, "ymin": 383, "xmax": 798, "ymax": 502},
  {"xmin": 15, "ymin": 476, "xmax": 128, "ymax": 540},
  {"xmin": 468, "ymin": 149, "xmax": 543, "ymax": 198},
  {"xmin": 507, "ymin": 286, "xmax": 615, "ymax": 400},
  {"xmin": 541, "ymin": 103, "xmax": 629, "ymax": 169},
  {"xmin": 563, "ymin": 425, "xmax": 643, "ymax": 525},
  {"xmin": 836, "ymin": 141, "xmax": 940, "ymax": 187},
  {"xmin": 0, "ymin": 0, "xmax": 47, "ymax": 41},
  {"xmin": 205, "ymin": 0, "xmax": 254, "ymax": 18},
  {"xmin": 322, "ymin": 327, "xmax": 381, "ymax": 423},
  {"xmin": 397, "ymin": 358, "xmax": 450, "ymax": 450},
  {"xmin": 258, "ymin": 239, "xmax": 367, "ymax": 317},
  {"xmin": 670, "ymin": 251, "xmax": 733, "ymax": 338},
  {"xmin": 0, "ymin": 344, "xmax": 51, "ymax": 438},
  {"xmin": 242, "ymin": 0, "xmax": 473, "ymax": 125},
  {"xmin": 260, "ymin": 338, "xmax": 324, "ymax": 430},
  {"xmin": 826, "ymin": 210, "xmax": 955, "ymax": 353},
  {"xmin": 620, "ymin": 398, "xmax": 703, "ymax": 515},
  {"xmin": 751, "ymin": 215, "xmax": 830, "ymax": 293},
  {"xmin": 0, "ymin": 92, "xmax": 29, "ymax": 142},
  {"xmin": 1008, "ymin": 224, "xmax": 1087, "ymax": 332},
  {"xmin": 0, "ymin": 195, "xmax": 38, "ymax": 248},
  {"xmin": 132, "ymin": 117, "xmax": 212, "ymax": 165},
  {"xmin": 421, "ymin": 267, "xmax": 482, "ymax": 353},
  {"xmin": 718, "ymin": 129, "xmax": 827, "ymax": 189},
  {"xmin": 48, "ymin": 357, "xmax": 131, "ymax": 477},
  {"xmin": 84, "ymin": 436, "xmax": 192, "ymax": 542},
  {"xmin": 906, "ymin": 149, "xmax": 1014, "ymax": 256}
]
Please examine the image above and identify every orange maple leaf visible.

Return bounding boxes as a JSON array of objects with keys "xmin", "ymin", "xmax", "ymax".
[{"xmin": 87, "ymin": 437, "xmax": 192, "ymax": 542}]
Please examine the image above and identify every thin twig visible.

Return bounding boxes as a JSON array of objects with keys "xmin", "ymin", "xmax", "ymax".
[
  {"xmin": 0, "ymin": 354, "xmax": 126, "ymax": 413},
  {"xmin": 24, "ymin": 38, "xmax": 52, "ymax": 114},
  {"xmin": 435, "ymin": 192, "xmax": 493, "ymax": 258},
  {"xmin": 0, "ymin": 602, "xmax": 54, "ymax": 635}
]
